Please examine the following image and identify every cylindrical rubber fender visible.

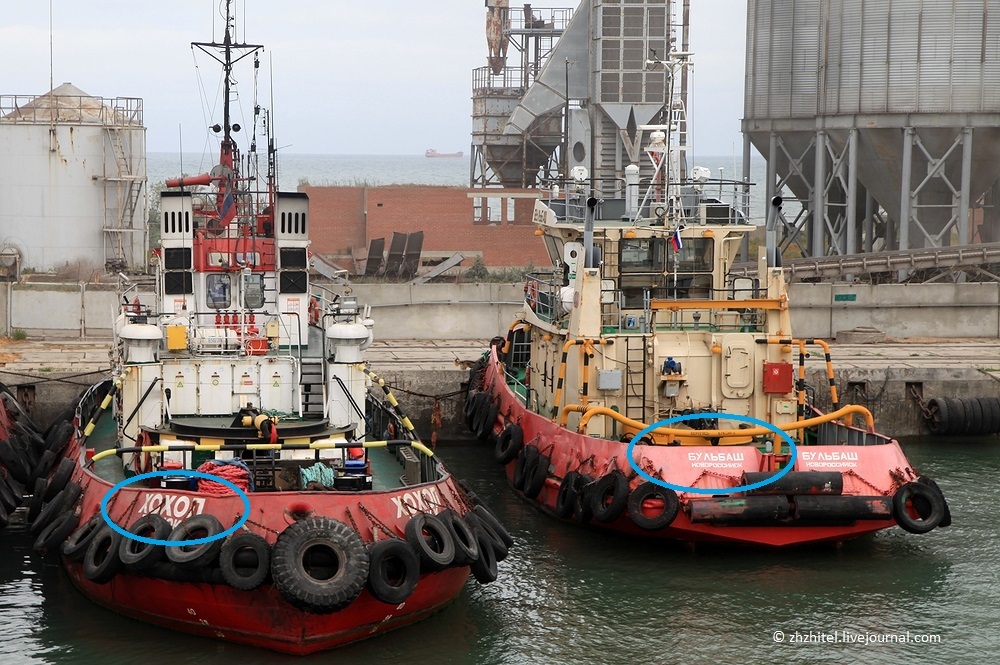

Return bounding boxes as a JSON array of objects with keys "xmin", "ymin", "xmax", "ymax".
[
  {"xmin": 475, "ymin": 399, "xmax": 500, "ymax": 442},
  {"xmin": 404, "ymin": 513, "xmax": 455, "ymax": 572},
  {"xmin": 271, "ymin": 517, "xmax": 369, "ymax": 613},
  {"xmin": 925, "ymin": 397, "xmax": 949, "ymax": 435},
  {"xmin": 27, "ymin": 477, "xmax": 47, "ymax": 524},
  {"xmin": 473, "ymin": 504, "xmax": 514, "ymax": 550},
  {"xmin": 917, "ymin": 475, "xmax": 952, "ymax": 527},
  {"xmin": 944, "ymin": 397, "xmax": 966, "ymax": 435},
  {"xmin": 589, "ymin": 470, "xmax": 629, "ymax": 523},
  {"xmin": 44, "ymin": 458, "xmax": 76, "ymax": 501},
  {"xmin": 0, "ymin": 500, "xmax": 7, "ymax": 529},
  {"xmin": 83, "ymin": 525, "xmax": 124, "ymax": 584},
  {"xmin": 742, "ymin": 471, "xmax": 844, "ymax": 496},
  {"xmin": 977, "ymin": 397, "xmax": 1000, "ymax": 435},
  {"xmin": 33, "ymin": 511, "xmax": 79, "ymax": 555},
  {"xmin": 573, "ymin": 474, "xmax": 595, "ymax": 524},
  {"xmin": 62, "ymin": 514, "xmax": 103, "ymax": 562},
  {"xmin": 793, "ymin": 495, "xmax": 893, "ymax": 521},
  {"xmin": 464, "ymin": 512, "xmax": 508, "ymax": 562},
  {"xmin": 366, "ymin": 538, "xmax": 420, "ymax": 605},
  {"xmin": 627, "ymin": 482, "xmax": 680, "ymax": 531},
  {"xmin": 522, "ymin": 453, "xmax": 549, "ymax": 500},
  {"xmin": 554, "ymin": 472, "xmax": 581, "ymax": 519},
  {"xmin": 30, "ymin": 481, "xmax": 82, "ymax": 535},
  {"xmin": 0, "ymin": 439, "xmax": 30, "ymax": 484},
  {"xmin": 689, "ymin": 496, "xmax": 790, "ymax": 524},
  {"xmin": 964, "ymin": 397, "xmax": 983, "ymax": 436},
  {"xmin": 469, "ymin": 528, "xmax": 498, "ymax": 584},
  {"xmin": 441, "ymin": 510, "xmax": 479, "ymax": 566},
  {"xmin": 494, "ymin": 424, "xmax": 524, "ymax": 465},
  {"xmin": 219, "ymin": 532, "xmax": 271, "ymax": 591},
  {"xmin": 119, "ymin": 514, "xmax": 172, "ymax": 572},
  {"xmin": 893, "ymin": 482, "xmax": 946, "ymax": 534},
  {"xmin": 512, "ymin": 445, "xmax": 540, "ymax": 491},
  {"xmin": 165, "ymin": 515, "xmax": 225, "ymax": 568}
]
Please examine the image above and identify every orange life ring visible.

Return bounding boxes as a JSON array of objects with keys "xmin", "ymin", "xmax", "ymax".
[
  {"xmin": 525, "ymin": 280, "xmax": 538, "ymax": 309},
  {"xmin": 308, "ymin": 297, "xmax": 321, "ymax": 326}
]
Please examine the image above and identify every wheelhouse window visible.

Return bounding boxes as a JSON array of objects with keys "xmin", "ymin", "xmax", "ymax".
[
  {"xmin": 206, "ymin": 274, "xmax": 231, "ymax": 309},
  {"xmin": 243, "ymin": 274, "xmax": 265, "ymax": 309},
  {"xmin": 619, "ymin": 238, "xmax": 665, "ymax": 272}
]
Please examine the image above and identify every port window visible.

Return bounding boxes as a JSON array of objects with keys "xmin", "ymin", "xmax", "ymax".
[
  {"xmin": 243, "ymin": 274, "xmax": 265, "ymax": 309},
  {"xmin": 206, "ymin": 274, "xmax": 231, "ymax": 309}
]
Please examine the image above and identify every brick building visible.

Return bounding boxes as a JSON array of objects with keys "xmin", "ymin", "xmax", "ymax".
[{"xmin": 303, "ymin": 185, "xmax": 552, "ymax": 271}]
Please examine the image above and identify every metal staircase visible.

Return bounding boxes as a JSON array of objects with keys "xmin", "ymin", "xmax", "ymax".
[{"xmin": 299, "ymin": 358, "xmax": 326, "ymax": 418}]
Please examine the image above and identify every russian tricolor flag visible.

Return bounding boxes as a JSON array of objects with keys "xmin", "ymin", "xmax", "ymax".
[
  {"xmin": 219, "ymin": 192, "xmax": 237, "ymax": 225},
  {"xmin": 670, "ymin": 227, "xmax": 684, "ymax": 252}
]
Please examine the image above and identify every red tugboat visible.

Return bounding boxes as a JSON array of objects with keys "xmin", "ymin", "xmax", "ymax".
[
  {"xmin": 22, "ymin": 1, "xmax": 512, "ymax": 655},
  {"xmin": 465, "ymin": 50, "xmax": 950, "ymax": 549}
]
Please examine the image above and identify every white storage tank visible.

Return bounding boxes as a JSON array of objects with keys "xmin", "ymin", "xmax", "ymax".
[{"xmin": 0, "ymin": 83, "xmax": 147, "ymax": 273}]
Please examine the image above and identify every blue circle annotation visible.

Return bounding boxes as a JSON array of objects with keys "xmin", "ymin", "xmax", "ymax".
[
  {"xmin": 625, "ymin": 413, "xmax": 799, "ymax": 495},
  {"xmin": 100, "ymin": 470, "xmax": 250, "ymax": 546}
]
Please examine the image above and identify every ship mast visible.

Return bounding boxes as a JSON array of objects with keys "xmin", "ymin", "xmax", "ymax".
[{"xmin": 191, "ymin": 0, "xmax": 263, "ymax": 192}]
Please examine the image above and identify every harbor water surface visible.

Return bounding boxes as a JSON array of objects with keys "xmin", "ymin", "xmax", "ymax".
[{"xmin": 1, "ymin": 437, "xmax": 997, "ymax": 664}]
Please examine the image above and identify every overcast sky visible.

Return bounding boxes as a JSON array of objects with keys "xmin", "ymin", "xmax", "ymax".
[{"xmin": 2, "ymin": 1, "xmax": 748, "ymax": 158}]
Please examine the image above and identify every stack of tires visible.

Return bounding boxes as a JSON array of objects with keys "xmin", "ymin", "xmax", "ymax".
[
  {"xmin": 1, "ymin": 409, "xmax": 76, "ymax": 533},
  {"xmin": 925, "ymin": 396, "xmax": 1000, "ymax": 436}
]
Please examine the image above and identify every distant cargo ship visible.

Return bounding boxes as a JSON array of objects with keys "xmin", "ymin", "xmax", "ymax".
[{"xmin": 425, "ymin": 149, "xmax": 463, "ymax": 158}]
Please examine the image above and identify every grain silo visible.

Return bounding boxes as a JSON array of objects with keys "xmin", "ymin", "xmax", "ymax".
[
  {"xmin": 0, "ymin": 83, "xmax": 147, "ymax": 275},
  {"xmin": 743, "ymin": 0, "xmax": 1000, "ymax": 260}
]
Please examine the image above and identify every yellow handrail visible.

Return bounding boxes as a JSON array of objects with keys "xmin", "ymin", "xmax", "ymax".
[{"xmin": 560, "ymin": 403, "xmax": 875, "ymax": 448}]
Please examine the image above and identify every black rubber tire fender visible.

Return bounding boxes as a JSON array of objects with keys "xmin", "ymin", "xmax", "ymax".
[
  {"xmin": 893, "ymin": 482, "xmax": 946, "ymax": 534},
  {"xmin": 494, "ymin": 424, "xmax": 524, "ymax": 464},
  {"xmin": 0, "ymin": 501, "xmax": 7, "ymax": 529},
  {"xmin": 165, "ymin": 514, "xmax": 225, "ymax": 568},
  {"xmin": 916, "ymin": 476, "xmax": 952, "ymax": 528},
  {"xmin": 573, "ymin": 474, "xmax": 595, "ymax": 523},
  {"xmin": 442, "ymin": 509, "xmax": 480, "ymax": 566},
  {"xmin": 0, "ymin": 472, "xmax": 19, "ymax": 512},
  {"xmin": 219, "ymin": 532, "xmax": 272, "ymax": 591},
  {"xmin": 522, "ymin": 453, "xmax": 550, "ymax": 500},
  {"xmin": 627, "ymin": 481, "xmax": 680, "ymax": 530},
  {"xmin": 944, "ymin": 397, "xmax": 966, "ymax": 435},
  {"xmin": 44, "ymin": 458, "xmax": 76, "ymax": 501},
  {"xmin": 512, "ymin": 445, "xmax": 540, "ymax": 491},
  {"xmin": 119, "ymin": 514, "xmax": 173, "ymax": 571},
  {"xmin": 31, "ymin": 481, "xmax": 81, "ymax": 535},
  {"xmin": 27, "ymin": 477, "xmax": 48, "ymax": 524},
  {"xmin": 469, "ymin": 528, "xmax": 498, "ymax": 585},
  {"xmin": 366, "ymin": 538, "xmax": 420, "ymax": 605},
  {"xmin": 33, "ymin": 511, "xmax": 79, "ymax": 555},
  {"xmin": 986, "ymin": 397, "xmax": 1000, "ymax": 436},
  {"xmin": 31, "ymin": 450, "xmax": 57, "ymax": 485},
  {"xmin": 62, "ymin": 514, "xmax": 103, "ymax": 562},
  {"xmin": 404, "ymin": 513, "xmax": 455, "ymax": 572},
  {"xmin": 472, "ymin": 504, "xmax": 514, "ymax": 549},
  {"xmin": 83, "ymin": 525, "xmax": 124, "ymax": 584},
  {"xmin": 464, "ymin": 392, "xmax": 486, "ymax": 431},
  {"xmin": 965, "ymin": 397, "xmax": 983, "ymax": 436},
  {"xmin": 0, "ymin": 439, "xmax": 30, "ymax": 485},
  {"xmin": 470, "ymin": 394, "xmax": 491, "ymax": 436},
  {"xmin": 554, "ymin": 471, "xmax": 581, "ymax": 519},
  {"xmin": 925, "ymin": 397, "xmax": 949, "ymax": 436},
  {"xmin": 44, "ymin": 420, "xmax": 74, "ymax": 456},
  {"xmin": 271, "ymin": 517, "xmax": 369, "ymax": 613},
  {"xmin": 589, "ymin": 470, "xmax": 630, "ymax": 523},
  {"xmin": 475, "ymin": 400, "xmax": 500, "ymax": 442},
  {"xmin": 464, "ymin": 512, "xmax": 508, "ymax": 562}
]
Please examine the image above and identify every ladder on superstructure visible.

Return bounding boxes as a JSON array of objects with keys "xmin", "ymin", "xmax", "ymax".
[
  {"xmin": 103, "ymin": 124, "xmax": 146, "ymax": 272},
  {"xmin": 624, "ymin": 334, "xmax": 648, "ymax": 423}
]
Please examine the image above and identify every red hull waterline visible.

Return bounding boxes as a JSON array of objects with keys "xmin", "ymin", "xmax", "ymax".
[
  {"xmin": 58, "ymin": 438, "xmax": 474, "ymax": 655},
  {"xmin": 474, "ymin": 346, "xmax": 944, "ymax": 548}
]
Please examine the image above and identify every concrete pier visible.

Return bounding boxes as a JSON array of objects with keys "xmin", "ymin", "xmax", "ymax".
[{"xmin": 2, "ymin": 337, "xmax": 1000, "ymax": 439}]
